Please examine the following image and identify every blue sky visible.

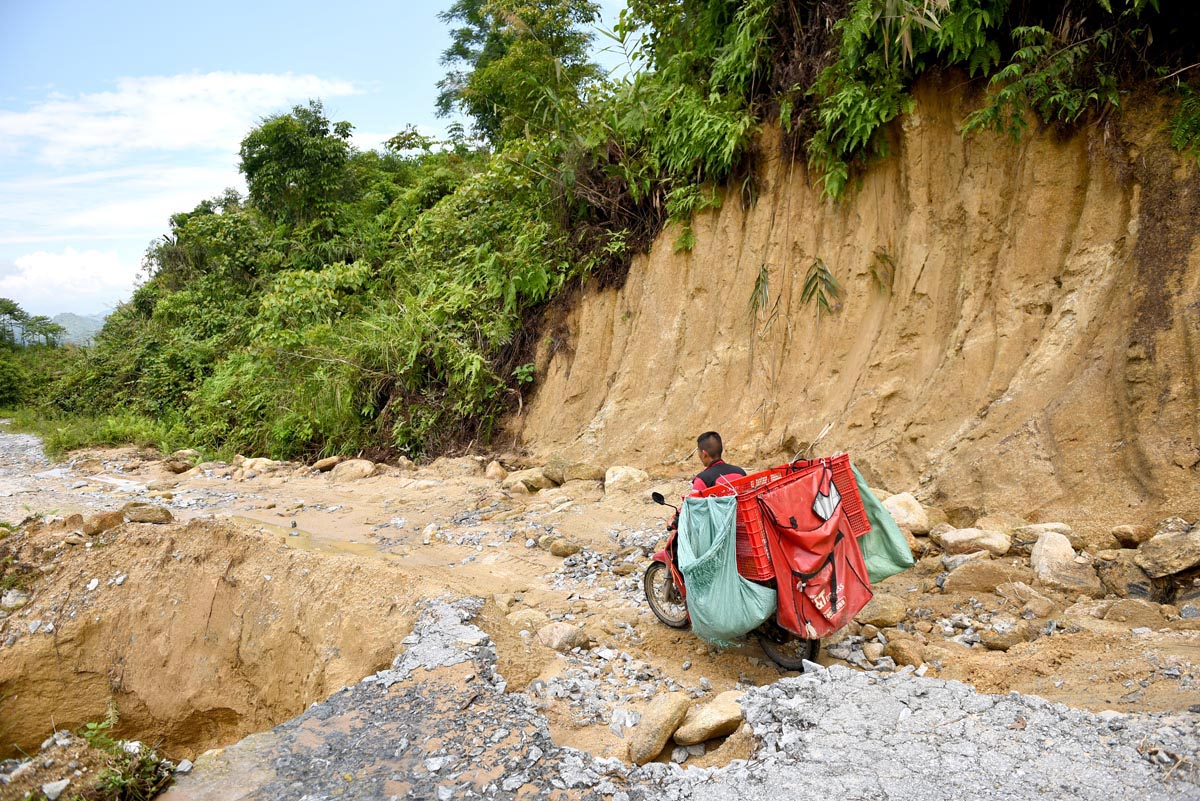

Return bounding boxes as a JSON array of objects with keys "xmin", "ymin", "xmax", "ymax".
[{"xmin": 0, "ymin": 0, "xmax": 626, "ymax": 316}]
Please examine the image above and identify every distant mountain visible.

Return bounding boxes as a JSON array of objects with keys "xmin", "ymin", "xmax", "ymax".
[{"xmin": 52, "ymin": 312, "xmax": 107, "ymax": 344}]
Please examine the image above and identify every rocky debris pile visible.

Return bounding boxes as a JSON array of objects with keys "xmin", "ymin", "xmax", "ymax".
[{"xmin": 165, "ymin": 598, "xmax": 1200, "ymax": 801}]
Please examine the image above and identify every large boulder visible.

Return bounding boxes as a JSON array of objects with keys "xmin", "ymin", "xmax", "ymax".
[
  {"xmin": 540, "ymin": 456, "xmax": 570, "ymax": 486},
  {"xmin": 1030, "ymin": 532, "xmax": 1103, "ymax": 598},
  {"xmin": 940, "ymin": 528, "xmax": 1011, "ymax": 557},
  {"xmin": 855, "ymin": 594, "xmax": 907, "ymax": 627},
  {"xmin": 330, "ymin": 459, "xmax": 377, "ymax": 483},
  {"xmin": 882, "ymin": 493, "xmax": 929, "ymax": 534},
  {"xmin": 605, "ymin": 466, "xmax": 650, "ymax": 492},
  {"xmin": 1134, "ymin": 518, "xmax": 1200, "ymax": 578},
  {"xmin": 628, "ymin": 692, "xmax": 691, "ymax": 766},
  {"xmin": 564, "ymin": 462, "xmax": 606, "ymax": 482},
  {"xmin": 673, "ymin": 691, "xmax": 744, "ymax": 745},
  {"xmin": 943, "ymin": 560, "xmax": 1034, "ymax": 593},
  {"xmin": 502, "ymin": 468, "xmax": 555, "ymax": 493},
  {"xmin": 1094, "ymin": 550, "xmax": 1170, "ymax": 601}
]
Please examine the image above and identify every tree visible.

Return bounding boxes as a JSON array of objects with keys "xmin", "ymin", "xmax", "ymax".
[
  {"xmin": 21, "ymin": 315, "xmax": 67, "ymax": 347},
  {"xmin": 436, "ymin": 0, "xmax": 603, "ymax": 145},
  {"xmin": 238, "ymin": 100, "xmax": 354, "ymax": 227},
  {"xmin": 0, "ymin": 298, "xmax": 29, "ymax": 347}
]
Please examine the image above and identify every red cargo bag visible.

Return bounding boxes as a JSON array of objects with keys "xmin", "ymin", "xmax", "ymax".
[{"xmin": 757, "ymin": 464, "xmax": 873, "ymax": 639}]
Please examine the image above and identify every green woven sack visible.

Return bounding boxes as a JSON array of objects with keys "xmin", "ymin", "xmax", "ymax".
[
  {"xmin": 852, "ymin": 464, "xmax": 915, "ymax": 583},
  {"xmin": 678, "ymin": 495, "xmax": 777, "ymax": 646}
]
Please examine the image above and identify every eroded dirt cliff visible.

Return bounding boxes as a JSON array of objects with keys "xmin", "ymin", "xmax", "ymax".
[{"xmin": 517, "ymin": 75, "xmax": 1200, "ymax": 533}]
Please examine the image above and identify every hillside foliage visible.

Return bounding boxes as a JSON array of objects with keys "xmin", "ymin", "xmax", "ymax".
[{"xmin": 19, "ymin": 0, "xmax": 1199, "ymax": 461}]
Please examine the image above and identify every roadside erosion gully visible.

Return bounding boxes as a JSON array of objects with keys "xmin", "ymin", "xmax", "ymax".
[{"xmin": 0, "ymin": 427, "xmax": 1197, "ymax": 800}]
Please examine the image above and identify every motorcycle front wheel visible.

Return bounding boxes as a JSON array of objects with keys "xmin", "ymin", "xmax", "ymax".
[{"xmin": 643, "ymin": 561, "xmax": 689, "ymax": 628}]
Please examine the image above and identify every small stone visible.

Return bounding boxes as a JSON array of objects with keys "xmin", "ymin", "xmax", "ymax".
[
  {"xmin": 537, "ymin": 622, "xmax": 589, "ymax": 652},
  {"xmin": 862, "ymin": 642, "xmax": 884, "ymax": 661},
  {"xmin": 981, "ymin": 620, "xmax": 1034, "ymax": 651},
  {"xmin": 1, "ymin": 589, "xmax": 30, "ymax": 611},
  {"xmin": 86, "ymin": 578, "xmax": 99, "ymax": 592},
  {"xmin": 485, "ymin": 461, "xmax": 508, "ymax": 481},
  {"xmin": 605, "ymin": 466, "xmax": 650, "ymax": 492},
  {"xmin": 855, "ymin": 594, "xmax": 907, "ymax": 627},
  {"xmin": 63, "ymin": 533, "xmax": 86, "ymax": 545},
  {"xmin": 674, "ymin": 690, "xmax": 744, "ymax": 745},
  {"xmin": 550, "ymin": 539, "xmax": 581, "ymax": 557},
  {"xmin": 330, "ymin": 459, "xmax": 377, "ymax": 483},
  {"xmin": 1111, "ymin": 525, "xmax": 1154, "ymax": 548},
  {"xmin": 628, "ymin": 692, "xmax": 691, "ymax": 765},
  {"xmin": 941, "ymin": 550, "xmax": 991, "ymax": 572},
  {"xmin": 883, "ymin": 638, "xmax": 924, "ymax": 667},
  {"xmin": 941, "ymin": 528, "xmax": 1011, "ymax": 557},
  {"xmin": 502, "ymin": 468, "xmax": 554, "ymax": 493},
  {"xmin": 83, "ymin": 510, "xmax": 124, "ymax": 536},
  {"xmin": 882, "ymin": 493, "xmax": 930, "ymax": 534},
  {"xmin": 42, "ymin": 779, "xmax": 70, "ymax": 801},
  {"xmin": 121, "ymin": 502, "xmax": 173, "ymax": 524},
  {"xmin": 312, "ymin": 455, "xmax": 344, "ymax": 472}
]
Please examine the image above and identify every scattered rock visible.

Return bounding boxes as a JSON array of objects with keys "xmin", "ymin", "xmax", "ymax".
[
  {"xmin": 674, "ymin": 690, "xmax": 744, "ymax": 745},
  {"xmin": 537, "ymin": 622, "xmax": 589, "ymax": 653},
  {"xmin": 1030, "ymin": 532, "xmax": 1103, "ymax": 598},
  {"xmin": 564, "ymin": 462, "xmax": 606, "ymax": 482},
  {"xmin": 628, "ymin": 692, "xmax": 691, "ymax": 766},
  {"xmin": 82, "ymin": 510, "xmax": 124, "ymax": 536},
  {"xmin": 63, "ymin": 533, "xmax": 86, "ymax": 545},
  {"xmin": 604, "ymin": 466, "xmax": 650, "ymax": 492},
  {"xmin": 995, "ymin": 582, "xmax": 1056, "ymax": 618},
  {"xmin": 549, "ymin": 539, "xmax": 581, "ymax": 557},
  {"xmin": 1011, "ymin": 522, "xmax": 1070, "ymax": 554},
  {"xmin": 981, "ymin": 620, "xmax": 1034, "ymax": 651},
  {"xmin": 312, "ymin": 455, "xmax": 345, "ymax": 472},
  {"xmin": 862, "ymin": 642, "xmax": 885, "ymax": 661},
  {"xmin": 485, "ymin": 461, "xmax": 508, "ymax": 481},
  {"xmin": 1, "ymin": 589, "xmax": 30, "ymax": 611},
  {"xmin": 503, "ymin": 468, "xmax": 554, "ymax": 493},
  {"xmin": 942, "ymin": 550, "xmax": 991, "ymax": 572},
  {"xmin": 1134, "ymin": 518, "xmax": 1200, "ymax": 578},
  {"xmin": 1062, "ymin": 599, "xmax": 1114, "ymax": 620},
  {"xmin": 1111, "ymin": 524, "xmax": 1154, "ymax": 548},
  {"xmin": 883, "ymin": 638, "xmax": 924, "ymax": 667},
  {"xmin": 121, "ymin": 502, "xmax": 174, "ymax": 524},
  {"xmin": 882, "ymin": 493, "xmax": 929, "ymax": 534},
  {"xmin": 855, "ymin": 594, "xmax": 907, "ymax": 627},
  {"xmin": 541, "ymin": 457, "xmax": 570, "ymax": 486},
  {"xmin": 1101, "ymin": 598, "xmax": 1166, "ymax": 629},
  {"xmin": 943, "ymin": 560, "xmax": 1034, "ymax": 593},
  {"xmin": 941, "ymin": 528, "xmax": 1011, "ymax": 557},
  {"xmin": 927, "ymin": 522, "xmax": 954, "ymax": 546},
  {"xmin": 329, "ymin": 459, "xmax": 377, "ymax": 483},
  {"xmin": 42, "ymin": 779, "xmax": 70, "ymax": 801}
]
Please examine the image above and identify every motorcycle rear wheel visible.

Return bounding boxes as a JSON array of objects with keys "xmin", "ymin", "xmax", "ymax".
[
  {"xmin": 758, "ymin": 621, "xmax": 820, "ymax": 669},
  {"xmin": 643, "ymin": 561, "xmax": 689, "ymax": 628}
]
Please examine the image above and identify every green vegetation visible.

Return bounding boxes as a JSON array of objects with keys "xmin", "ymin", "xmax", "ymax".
[
  {"xmin": 10, "ymin": 1, "xmax": 1197, "ymax": 463},
  {"xmin": 79, "ymin": 709, "xmax": 176, "ymax": 800}
]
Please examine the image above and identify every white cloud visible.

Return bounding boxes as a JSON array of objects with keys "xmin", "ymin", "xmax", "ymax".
[
  {"xmin": 0, "ymin": 72, "xmax": 361, "ymax": 166},
  {"xmin": 0, "ymin": 249, "xmax": 141, "ymax": 316}
]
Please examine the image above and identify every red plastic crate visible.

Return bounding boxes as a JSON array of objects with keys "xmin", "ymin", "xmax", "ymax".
[{"xmin": 698, "ymin": 454, "xmax": 870, "ymax": 582}]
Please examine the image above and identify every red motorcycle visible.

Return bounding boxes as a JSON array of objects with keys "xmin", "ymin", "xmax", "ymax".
[{"xmin": 643, "ymin": 490, "xmax": 820, "ymax": 670}]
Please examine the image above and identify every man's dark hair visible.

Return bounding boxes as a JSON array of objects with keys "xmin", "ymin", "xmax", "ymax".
[{"xmin": 697, "ymin": 431, "xmax": 723, "ymax": 459}]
